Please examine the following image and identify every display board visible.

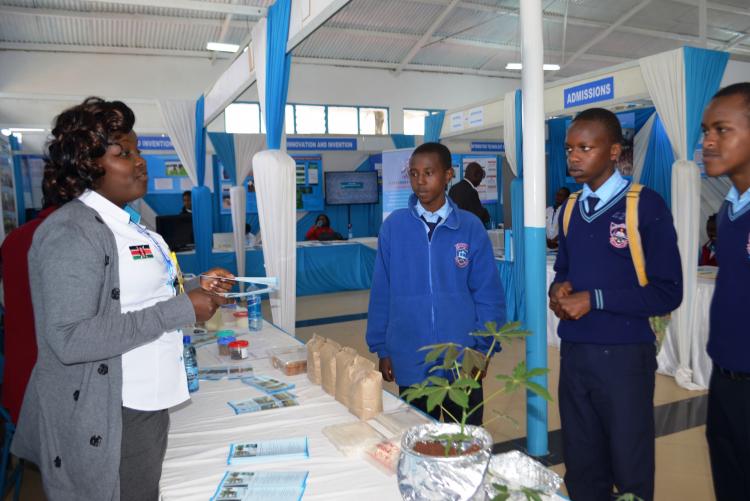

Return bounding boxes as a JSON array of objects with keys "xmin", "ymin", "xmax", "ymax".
[
  {"xmin": 145, "ymin": 154, "xmax": 192, "ymax": 194},
  {"xmin": 293, "ymin": 156, "xmax": 324, "ymax": 212},
  {"xmin": 381, "ymin": 148, "xmax": 413, "ymax": 220},
  {"xmin": 461, "ymin": 155, "xmax": 499, "ymax": 202},
  {"xmin": 324, "ymin": 171, "xmax": 378, "ymax": 205},
  {"xmin": 0, "ymin": 136, "xmax": 18, "ymax": 241}
]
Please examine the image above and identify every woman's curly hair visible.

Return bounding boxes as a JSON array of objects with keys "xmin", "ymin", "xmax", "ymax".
[{"xmin": 43, "ymin": 97, "xmax": 135, "ymax": 204}]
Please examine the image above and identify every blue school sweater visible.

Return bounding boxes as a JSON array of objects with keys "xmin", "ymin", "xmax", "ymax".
[
  {"xmin": 552, "ymin": 183, "xmax": 683, "ymax": 344},
  {"xmin": 707, "ymin": 201, "xmax": 750, "ymax": 372},
  {"xmin": 366, "ymin": 194, "xmax": 505, "ymax": 386}
]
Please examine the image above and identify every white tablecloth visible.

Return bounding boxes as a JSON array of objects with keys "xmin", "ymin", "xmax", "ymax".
[
  {"xmin": 545, "ymin": 261, "xmax": 714, "ymax": 389},
  {"xmin": 160, "ymin": 323, "xmax": 405, "ymax": 500}
]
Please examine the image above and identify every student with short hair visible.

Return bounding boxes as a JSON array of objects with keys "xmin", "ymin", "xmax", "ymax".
[
  {"xmin": 701, "ymin": 82, "xmax": 750, "ymax": 501},
  {"xmin": 549, "ymin": 108, "xmax": 682, "ymax": 501},
  {"xmin": 545, "ymin": 186, "xmax": 571, "ymax": 249},
  {"xmin": 366, "ymin": 142, "xmax": 505, "ymax": 426}
]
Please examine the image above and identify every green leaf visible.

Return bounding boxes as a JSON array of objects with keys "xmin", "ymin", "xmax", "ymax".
[
  {"xmin": 444, "ymin": 345, "xmax": 459, "ymax": 369},
  {"xmin": 524, "ymin": 381, "xmax": 553, "ymax": 402},
  {"xmin": 454, "ymin": 377, "xmax": 481, "ymax": 390},
  {"xmin": 525, "ymin": 367, "xmax": 550, "ymax": 378},
  {"xmin": 424, "ymin": 346, "xmax": 447, "ymax": 363},
  {"xmin": 427, "ymin": 376, "xmax": 449, "ymax": 387},
  {"xmin": 447, "ymin": 388, "xmax": 469, "ymax": 409},
  {"xmin": 521, "ymin": 487, "xmax": 544, "ymax": 501},
  {"xmin": 491, "ymin": 484, "xmax": 510, "ymax": 501},
  {"xmin": 425, "ymin": 388, "xmax": 448, "ymax": 412}
]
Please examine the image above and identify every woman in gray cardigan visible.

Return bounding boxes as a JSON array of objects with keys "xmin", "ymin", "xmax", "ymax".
[{"xmin": 11, "ymin": 98, "xmax": 233, "ymax": 500}]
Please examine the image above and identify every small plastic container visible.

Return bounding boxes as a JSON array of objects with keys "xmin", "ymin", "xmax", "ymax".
[
  {"xmin": 217, "ymin": 336, "xmax": 236, "ymax": 356},
  {"xmin": 215, "ymin": 329, "xmax": 235, "ymax": 339},
  {"xmin": 268, "ymin": 346, "xmax": 308, "ymax": 376},
  {"xmin": 219, "ymin": 304, "xmax": 239, "ymax": 325},
  {"xmin": 232, "ymin": 311, "xmax": 249, "ymax": 329},
  {"xmin": 229, "ymin": 340, "xmax": 249, "ymax": 360}
]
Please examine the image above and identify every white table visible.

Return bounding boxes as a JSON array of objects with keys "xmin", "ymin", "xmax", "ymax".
[
  {"xmin": 545, "ymin": 260, "xmax": 714, "ymax": 389},
  {"xmin": 160, "ymin": 323, "xmax": 405, "ymax": 501}
]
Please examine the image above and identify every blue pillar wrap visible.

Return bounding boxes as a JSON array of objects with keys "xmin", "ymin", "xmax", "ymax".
[
  {"xmin": 265, "ymin": 0, "xmax": 292, "ymax": 150},
  {"xmin": 546, "ymin": 118, "xmax": 568, "ymax": 206},
  {"xmin": 524, "ymin": 226, "xmax": 548, "ymax": 456},
  {"xmin": 514, "ymin": 90, "xmax": 524, "ymax": 177},
  {"xmin": 208, "ymin": 132, "xmax": 237, "ymax": 185},
  {"xmin": 424, "ymin": 112, "xmax": 445, "ymax": 143},
  {"xmin": 8, "ymin": 136, "xmax": 25, "ymax": 224},
  {"xmin": 390, "ymin": 134, "xmax": 416, "ymax": 149},
  {"xmin": 193, "ymin": 94, "xmax": 212, "ymax": 271},
  {"xmin": 191, "ymin": 186, "xmax": 212, "ymax": 272},
  {"xmin": 510, "ymin": 178, "xmax": 525, "ymax": 324},
  {"xmin": 684, "ymin": 47, "xmax": 729, "ymax": 160}
]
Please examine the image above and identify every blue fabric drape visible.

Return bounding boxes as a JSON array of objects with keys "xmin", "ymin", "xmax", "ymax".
[
  {"xmin": 8, "ymin": 135, "xmax": 25, "ymax": 224},
  {"xmin": 424, "ymin": 112, "xmax": 445, "ymax": 143},
  {"xmin": 207, "ymin": 132, "xmax": 237, "ymax": 184},
  {"xmin": 641, "ymin": 114, "xmax": 675, "ymax": 208},
  {"xmin": 390, "ymin": 134, "xmax": 416, "ymax": 149},
  {"xmin": 510, "ymin": 178, "xmax": 525, "ymax": 324},
  {"xmin": 684, "ymin": 47, "xmax": 730, "ymax": 160},
  {"xmin": 546, "ymin": 118, "xmax": 568, "ymax": 206},
  {"xmin": 514, "ymin": 90, "xmax": 523, "ymax": 177},
  {"xmin": 193, "ymin": 94, "xmax": 212, "ymax": 272},
  {"xmin": 265, "ymin": 0, "xmax": 292, "ymax": 150},
  {"xmin": 631, "ymin": 107, "xmax": 656, "ymax": 133}
]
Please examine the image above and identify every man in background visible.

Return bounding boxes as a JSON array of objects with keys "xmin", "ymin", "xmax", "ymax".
[
  {"xmin": 546, "ymin": 187, "xmax": 571, "ymax": 249},
  {"xmin": 448, "ymin": 161, "xmax": 490, "ymax": 225}
]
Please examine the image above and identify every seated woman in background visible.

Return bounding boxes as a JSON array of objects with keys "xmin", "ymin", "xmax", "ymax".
[
  {"xmin": 305, "ymin": 214, "xmax": 338, "ymax": 241},
  {"xmin": 700, "ymin": 213, "xmax": 718, "ymax": 266}
]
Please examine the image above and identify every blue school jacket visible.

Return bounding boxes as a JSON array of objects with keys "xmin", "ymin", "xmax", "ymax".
[{"xmin": 366, "ymin": 194, "xmax": 505, "ymax": 386}]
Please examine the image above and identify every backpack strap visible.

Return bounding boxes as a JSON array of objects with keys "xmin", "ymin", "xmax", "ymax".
[
  {"xmin": 561, "ymin": 191, "xmax": 581, "ymax": 237},
  {"xmin": 626, "ymin": 183, "xmax": 648, "ymax": 287}
]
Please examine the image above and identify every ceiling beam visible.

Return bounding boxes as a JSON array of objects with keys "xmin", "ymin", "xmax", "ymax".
[
  {"xmin": 210, "ymin": 0, "xmax": 237, "ymax": 64},
  {"xmin": 562, "ymin": 0, "xmax": 652, "ymax": 69},
  {"xmin": 723, "ymin": 32, "xmax": 750, "ymax": 50},
  {"xmin": 81, "ymin": 0, "xmax": 266, "ymax": 17},
  {"xmin": 0, "ymin": 42, "xmax": 233, "ymax": 59},
  {"xmin": 669, "ymin": 0, "xmax": 750, "ymax": 17},
  {"xmin": 395, "ymin": 0, "xmax": 461, "ymax": 74},
  {"xmin": 0, "ymin": 5, "xmax": 255, "ymax": 29}
]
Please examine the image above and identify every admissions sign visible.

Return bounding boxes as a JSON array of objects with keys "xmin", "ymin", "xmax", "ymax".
[{"xmin": 564, "ymin": 77, "xmax": 614, "ymax": 108}]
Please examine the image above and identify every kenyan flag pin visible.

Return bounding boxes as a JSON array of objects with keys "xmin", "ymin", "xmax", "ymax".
[{"xmin": 129, "ymin": 244, "xmax": 154, "ymax": 260}]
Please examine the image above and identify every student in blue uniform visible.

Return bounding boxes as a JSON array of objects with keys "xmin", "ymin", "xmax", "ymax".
[
  {"xmin": 702, "ymin": 82, "xmax": 750, "ymax": 501},
  {"xmin": 549, "ymin": 108, "xmax": 682, "ymax": 501},
  {"xmin": 366, "ymin": 142, "xmax": 505, "ymax": 426}
]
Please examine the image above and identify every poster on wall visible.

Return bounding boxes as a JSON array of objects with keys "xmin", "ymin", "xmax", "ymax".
[
  {"xmin": 461, "ymin": 156, "xmax": 498, "ymax": 203},
  {"xmin": 0, "ymin": 136, "xmax": 18, "ymax": 241},
  {"xmin": 381, "ymin": 148, "xmax": 414, "ymax": 220},
  {"xmin": 146, "ymin": 154, "xmax": 191, "ymax": 194}
]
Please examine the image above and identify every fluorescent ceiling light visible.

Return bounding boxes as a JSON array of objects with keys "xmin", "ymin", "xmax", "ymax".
[
  {"xmin": 5, "ymin": 127, "xmax": 45, "ymax": 132},
  {"xmin": 505, "ymin": 63, "xmax": 561, "ymax": 71},
  {"xmin": 206, "ymin": 42, "xmax": 239, "ymax": 53}
]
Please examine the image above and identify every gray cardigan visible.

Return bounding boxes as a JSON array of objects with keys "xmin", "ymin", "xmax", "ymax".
[{"xmin": 11, "ymin": 200, "xmax": 198, "ymax": 501}]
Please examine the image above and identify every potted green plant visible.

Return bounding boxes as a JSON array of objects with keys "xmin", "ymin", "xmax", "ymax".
[{"xmin": 397, "ymin": 321, "xmax": 553, "ymax": 501}]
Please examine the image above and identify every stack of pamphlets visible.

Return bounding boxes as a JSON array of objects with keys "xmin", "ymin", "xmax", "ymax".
[
  {"xmin": 227, "ymin": 437, "xmax": 309, "ymax": 465},
  {"xmin": 210, "ymin": 471, "xmax": 308, "ymax": 501},
  {"xmin": 199, "ymin": 365, "xmax": 254, "ymax": 381},
  {"xmin": 241, "ymin": 375, "xmax": 295, "ymax": 394},
  {"xmin": 227, "ymin": 391, "xmax": 299, "ymax": 414}
]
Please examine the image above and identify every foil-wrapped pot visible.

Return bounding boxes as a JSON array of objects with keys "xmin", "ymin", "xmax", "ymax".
[
  {"xmin": 482, "ymin": 450, "xmax": 562, "ymax": 500},
  {"xmin": 398, "ymin": 423, "xmax": 492, "ymax": 501}
]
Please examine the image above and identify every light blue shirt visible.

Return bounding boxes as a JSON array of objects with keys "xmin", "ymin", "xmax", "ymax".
[
  {"xmin": 725, "ymin": 185, "xmax": 750, "ymax": 214},
  {"xmin": 416, "ymin": 199, "xmax": 452, "ymax": 233},
  {"xmin": 579, "ymin": 170, "xmax": 629, "ymax": 211}
]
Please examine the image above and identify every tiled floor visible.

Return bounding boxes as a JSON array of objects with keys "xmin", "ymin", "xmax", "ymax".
[{"xmin": 8, "ymin": 289, "xmax": 716, "ymax": 501}]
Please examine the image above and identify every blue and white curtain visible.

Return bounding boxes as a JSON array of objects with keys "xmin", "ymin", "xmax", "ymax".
[
  {"xmin": 640, "ymin": 46, "xmax": 729, "ymax": 389},
  {"xmin": 424, "ymin": 112, "xmax": 445, "ymax": 143},
  {"xmin": 503, "ymin": 89, "xmax": 525, "ymax": 324}
]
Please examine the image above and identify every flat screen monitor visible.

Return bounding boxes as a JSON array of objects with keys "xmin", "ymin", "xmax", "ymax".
[
  {"xmin": 324, "ymin": 171, "xmax": 379, "ymax": 205},
  {"xmin": 155, "ymin": 214, "xmax": 194, "ymax": 252}
]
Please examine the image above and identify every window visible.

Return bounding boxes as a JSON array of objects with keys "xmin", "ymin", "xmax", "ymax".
[
  {"xmin": 225, "ymin": 103, "xmax": 261, "ymax": 133},
  {"xmin": 327, "ymin": 106, "xmax": 358, "ymax": 134},
  {"xmin": 285, "ymin": 105, "xmax": 294, "ymax": 134},
  {"xmin": 359, "ymin": 107, "xmax": 389, "ymax": 135},
  {"xmin": 294, "ymin": 105, "xmax": 326, "ymax": 134},
  {"xmin": 403, "ymin": 109, "xmax": 430, "ymax": 136}
]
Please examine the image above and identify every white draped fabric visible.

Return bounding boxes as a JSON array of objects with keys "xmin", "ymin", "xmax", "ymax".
[
  {"xmin": 157, "ymin": 100, "xmax": 198, "ymax": 186},
  {"xmin": 229, "ymin": 134, "xmax": 266, "ymax": 278},
  {"xmin": 639, "ymin": 48, "xmax": 701, "ymax": 390},
  {"xmin": 253, "ymin": 150, "xmax": 296, "ymax": 335},
  {"xmin": 503, "ymin": 91, "xmax": 518, "ymax": 177},
  {"xmin": 631, "ymin": 112, "xmax": 655, "ymax": 183}
]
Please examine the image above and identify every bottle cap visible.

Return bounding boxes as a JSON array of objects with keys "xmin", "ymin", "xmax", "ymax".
[
  {"xmin": 215, "ymin": 329, "xmax": 236, "ymax": 338},
  {"xmin": 183, "ymin": 335, "xmax": 191, "ymax": 344}
]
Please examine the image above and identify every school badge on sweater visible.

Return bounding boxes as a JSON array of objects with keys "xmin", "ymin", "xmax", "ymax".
[
  {"xmin": 129, "ymin": 244, "xmax": 154, "ymax": 260},
  {"xmin": 609, "ymin": 222, "xmax": 628, "ymax": 249},
  {"xmin": 454, "ymin": 243, "xmax": 469, "ymax": 268}
]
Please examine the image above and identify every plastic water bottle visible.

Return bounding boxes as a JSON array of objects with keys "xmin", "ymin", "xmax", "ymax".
[
  {"xmin": 247, "ymin": 294, "xmax": 263, "ymax": 331},
  {"xmin": 347, "ymin": 223, "xmax": 353, "ymax": 240},
  {"xmin": 183, "ymin": 335, "xmax": 199, "ymax": 393}
]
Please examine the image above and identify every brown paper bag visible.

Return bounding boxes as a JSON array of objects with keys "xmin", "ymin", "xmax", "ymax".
[
  {"xmin": 337, "ymin": 354, "xmax": 374, "ymax": 407},
  {"xmin": 334, "ymin": 347, "xmax": 359, "ymax": 406},
  {"xmin": 320, "ymin": 339, "xmax": 342, "ymax": 395},
  {"xmin": 306, "ymin": 334, "xmax": 327, "ymax": 384},
  {"xmin": 349, "ymin": 369, "xmax": 383, "ymax": 420}
]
